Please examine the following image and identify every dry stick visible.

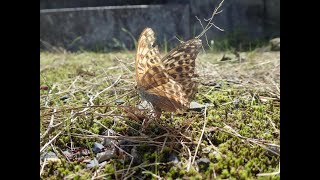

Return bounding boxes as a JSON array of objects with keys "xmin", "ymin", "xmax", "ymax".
[
  {"xmin": 50, "ymin": 143, "xmax": 60, "ymax": 159},
  {"xmin": 174, "ymin": 35, "xmax": 184, "ymax": 43},
  {"xmin": 219, "ymin": 127, "xmax": 280, "ymax": 156},
  {"xmin": 140, "ymin": 167, "xmax": 163, "ymax": 180},
  {"xmin": 122, "ymin": 171, "xmax": 136, "ymax": 180},
  {"xmin": 257, "ymin": 170, "xmax": 280, "ymax": 177},
  {"xmin": 208, "ymin": 22, "xmax": 225, "ymax": 32},
  {"xmin": 115, "ymin": 117, "xmax": 144, "ymax": 135},
  {"xmin": 91, "ymin": 75, "xmax": 122, "ymax": 102},
  {"xmin": 114, "ymin": 164, "xmax": 120, "ymax": 180},
  {"xmin": 191, "ymin": 104, "xmax": 208, "ymax": 165},
  {"xmin": 193, "ymin": 0, "xmax": 225, "ymax": 53},
  {"xmin": 212, "ymin": 165, "xmax": 217, "ymax": 179},
  {"xmin": 70, "ymin": 108, "xmax": 88, "ymax": 121},
  {"xmin": 92, "ymin": 161, "xmax": 109, "ymax": 180},
  {"xmin": 40, "ymin": 108, "xmax": 57, "ymax": 140},
  {"xmin": 196, "ymin": 0, "xmax": 225, "ymax": 39},
  {"xmin": 195, "ymin": 16, "xmax": 209, "ymax": 51},
  {"xmin": 269, "ymin": 77, "xmax": 280, "ymax": 95},
  {"xmin": 247, "ymin": 140, "xmax": 280, "ymax": 156},
  {"xmin": 203, "ymin": 9, "xmax": 224, "ymax": 21},
  {"xmin": 160, "ymin": 136, "xmax": 168, "ymax": 153},
  {"xmin": 40, "ymin": 131, "xmax": 62, "ymax": 153},
  {"xmin": 57, "ymin": 146, "xmax": 71, "ymax": 163},
  {"xmin": 41, "ymin": 105, "xmax": 116, "ymax": 117},
  {"xmin": 266, "ymin": 115, "xmax": 279, "ymax": 133},
  {"xmin": 266, "ymin": 143, "xmax": 280, "ymax": 148},
  {"xmin": 40, "ymin": 158, "xmax": 47, "ymax": 177},
  {"xmin": 69, "ymin": 133, "xmax": 196, "ymax": 146},
  {"xmin": 205, "ymin": 134, "xmax": 225, "ymax": 158},
  {"xmin": 93, "ymin": 162, "xmax": 167, "ymax": 179},
  {"xmin": 93, "ymin": 119, "xmax": 123, "ymax": 137},
  {"xmin": 115, "ymin": 57, "xmax": 134, "ymax": 75},
  {"xmin": 257, "ymin": 162, "xmax": 280, "ymax": 177},
  {"xmin": 67, "ymin": 76, "xmax": 79, "ymax": 91},
  {"xmin": 183, "ymin": 142, "xmax": 193, "ymax": 172},
  {"xmin": 44, "ymin": 84, "xmax": 57, "ymax": 107},
  {"xmin": 91, "ymin": 168, "xmax": 100, "ymax": 180}
]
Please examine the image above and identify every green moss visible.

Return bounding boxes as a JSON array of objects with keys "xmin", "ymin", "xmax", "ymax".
[
  {"xmin": 104, "ymin": 164, "xmax": 115, "ymax": 174},
  {"xmin": 40, "ymin": 51, "xmax": 280, "ymax": 179},
  {"xmin": 221, "ymin": 169, "xmax": 230, "ymax": 178},
  {"xmin": 239, "ymin": 169, "xmax": 249, "ymax": 179}
]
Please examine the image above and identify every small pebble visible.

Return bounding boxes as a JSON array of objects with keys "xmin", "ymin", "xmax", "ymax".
[
  {"xmin": 234, "ymin": 98, "xmax": 240, "ymax": 108},
  {"xmin": 168, "ymin": 153, "xmax": 179, "ymax": 164},
  {"xmin": 266, "ymin": 145, "xmax": 280, "ymax": 157},
  {"xmin": 196, "ymin": 158, "xmax": 210, "ymax": 165},
  {"xmin": 138, "ymin": 101, "xmax": 152, "ymax": 110},
  {"xmin": 189, "ymin": 101, "xmax": 205, "ymax": 112},
  {"xmin": 115, "ymin": 99, "xmax": 125, "ymax": 105},
  {"xmin": 41, "ymin": 151, "xmax": 57, "ymax": 161},
  {"xmin": 60, "ymin": 95, "xmax": 69, "ymax": 101},
  {"xmin": 96, "ymin": 149, "xmax": 115, "ymax": 163},
  {"xmin": 92, "ymin": 142, "xmax": 105, "ymax": 153},
  {"xmin": 80, "ymin": 149, "xmax": 91, "ymax": 156},
  {"xmin": 131, "ymin": 147, "xmax": 142, "ymax": 165},
  {"xmin": 86, "ymin": 158, "xmax": 99, "ymax": 168},
  {"xmin": 102, "ymin": 138, "xmax": 113, "ymax": 146},
  {"xmin": 196, "ymin": 158, "xmax": 211, "ymax": 170},
  {"xmin": 40, "ymin": 85, "xmax": 49, "ymax": 91},
  {"xmin": 119, "ymin": 140, "xmax": 134, "ymax": 153},
  {"xmin": 62, "ymin": 150, "xmax": 73, "ymax": 159}
]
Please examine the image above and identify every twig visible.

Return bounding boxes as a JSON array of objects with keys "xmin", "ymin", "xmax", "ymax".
[
  {"xmin": 40, "ymin": 109, "xmax": 57, "ymax": 140},
  {"xmin": 160, "ymin": 136, "xmax": 168, "ymax": 153},
  {"xmin": 40, "ymin": 131, "xmax": 62, "ymax": 153},
  {"xmin": 140, "ymin": 167, "xmax": 163, "ymax": 180},
  {"xmin": 266, "ymin": 116, "xmax": 279, "ymax": 133},
  {"xmin": 91, "ymin": 75, "xmax": 122, "ymax": 103},
  {"xmin": 40, "ymin": 158, "xmax": 47, "ymax": 177},
  {"xmin": 209, "ymin": 22, "xmax": 225, "ymax": 32},
  {"xmin": 219, "ymin": 126, "xmax": 280, "ymax": 156},
  {"xmin": 195, "ymin": 16, "xmax": 209, "ymax": 51},
  {"xmin": 111, "ymin": 141, "xmax": 134, "ymax": 179},
  {"xmin": 122, "ymin": 171, "xmax": 136, "ymax": 180},
  {"xmin": 192, "ymin": 104, "xmax": 208, "ymax": 165},
  {"xmin": 93, "ymin": 163, "xmax": 167, "ymax": 179},
  {"xmin": 196, "ymin": 0, "xmax": 225, "ymax": 39},
  {"xmin": 257, "ymin": 162, "xmax": 280, "ymax": 176},
  {"xmin": 184, "ymin": 142, "xmax": 192, "ymax": 172},
  {"xmin": 257, "ymin": 171, "xmax": 280, "ymax": 176}
]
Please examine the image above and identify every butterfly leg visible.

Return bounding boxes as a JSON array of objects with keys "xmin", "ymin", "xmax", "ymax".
[
  {"xmin": 142, "ymin": 117, "xmax": 151, "ymax": 130},
  {"xmin": 154, "ymin": 107, "xmax": 162, "ymax": 119}
]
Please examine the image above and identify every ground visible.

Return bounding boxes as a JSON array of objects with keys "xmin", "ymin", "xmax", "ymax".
[{"xmin": 40, "ymin": 49, "xmax": 280, "ymax": 179}]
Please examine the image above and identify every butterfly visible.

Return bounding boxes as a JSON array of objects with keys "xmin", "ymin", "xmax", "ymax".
[{"xmin": 135, "ymin": 28, "xmax": 202, "ymax": 117}]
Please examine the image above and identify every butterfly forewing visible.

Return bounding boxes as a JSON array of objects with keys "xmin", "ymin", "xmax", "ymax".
[
  {"xmin": 162, "ymin": 39, "xmax": 202, "ymax": 80},
  {"xmin": 135, "ymin": 28, "xmax": 162, "ymax": 87},
  {"xmin": 161, "ymin": 38, "xmax": 202, "ymax": 101},
  {"xmin": 135, "ymin": 28, "xmax": 202, "ymax": 113}
]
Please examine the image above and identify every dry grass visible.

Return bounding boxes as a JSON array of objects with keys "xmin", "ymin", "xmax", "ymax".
[{"xmin": 40, "ymin": 49, "xmax": 280, "ymax": 179}]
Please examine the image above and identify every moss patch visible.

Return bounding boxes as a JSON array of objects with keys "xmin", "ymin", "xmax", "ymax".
[{"xmin": 40, "ymin": 50, "xmax": 280, "ymax": 179}]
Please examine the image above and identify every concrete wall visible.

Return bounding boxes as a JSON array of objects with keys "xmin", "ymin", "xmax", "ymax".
[{"xmin": 40, "ymin": 0, "xmax": 280, "ymax": 51}]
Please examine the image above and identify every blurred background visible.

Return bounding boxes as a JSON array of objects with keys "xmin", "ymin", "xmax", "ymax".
[{"xmin": 40, "ymin": 0, "xmax": 280, "ymax": 52}]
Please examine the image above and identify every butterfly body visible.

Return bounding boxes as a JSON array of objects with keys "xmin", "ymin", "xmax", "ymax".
[{"xmin": 135, "ymin": 28, "xmax": 202, "ymax": 115}]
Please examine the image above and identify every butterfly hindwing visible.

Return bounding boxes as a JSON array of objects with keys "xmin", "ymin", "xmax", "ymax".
[{"xmin": 145, "ymin": 79, "xmax": 189, "ymax": 112}]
